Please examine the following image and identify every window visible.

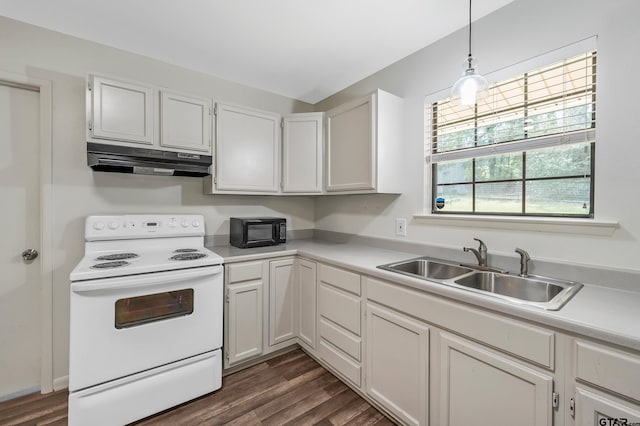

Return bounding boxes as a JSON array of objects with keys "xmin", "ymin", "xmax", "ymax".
[{"xmin": 425, "ymin": 50, "xmax": 596, "ymax": 217}]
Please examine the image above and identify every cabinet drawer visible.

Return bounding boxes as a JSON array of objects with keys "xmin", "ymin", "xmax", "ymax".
[
  {"xmin": 319, "ymin": 339, "xmax": 361, "ymax": 388},
  {"xmin": 228, "ymin": 261, "xmax": 263, "ymax": 283},
  {"xmin": 318, "ymin": 264, "xmax": 361, "ymax": 295},
  {"xmin": 366, "ymin": 276, "xmax": 555, "ymax": 369},
  {"xmin": 319, "ymin": 318, "xmax": 361, "ymax": 361},
  {"xmin": 575, "ymin": 340, "xmax": 640, "ymax": 402},
  {"xmin": 318, "ymin": 283, "xmax": 361, "ymax": 336}
]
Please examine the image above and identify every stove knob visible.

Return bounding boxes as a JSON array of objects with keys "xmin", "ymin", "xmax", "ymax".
[
  {"xmin": 108, "ymin": 221, "xmax": 119, "ymax": 230},
  {"xmin": 93, "ymin": 221, "xmax": 105, "ymax": 231},
  {"xmin": 192, "ymin": 220, "xmax": 200, "ymax": 228},
  {"xmin": 181, "ymin": 219, "xmax": 189, "ymax": 228}
]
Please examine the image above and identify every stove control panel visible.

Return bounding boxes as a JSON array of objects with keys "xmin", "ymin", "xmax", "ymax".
[{"xmin": 85, "ymin": 215, "xmax": 206, "ymax": 241}]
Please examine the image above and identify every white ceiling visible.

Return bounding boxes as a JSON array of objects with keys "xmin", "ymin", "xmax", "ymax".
[{"xmin": 0, "ymin": 0, "xmax": 514, "ymax": 103}]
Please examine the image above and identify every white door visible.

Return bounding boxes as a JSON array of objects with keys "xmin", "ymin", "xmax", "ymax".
[
  {"xmin": 296, "ymin": 259, "xmax": 317, "ymax": 349},
  {"xmin": 438, "ymin": 332, "xmax": 553, "ymax": 426},
  {"xmin": 326, "ymin": 94, "xmax": 375, "ymax": 192},
  {"xmin": 0, "ymin": 83, "xmax": 41, "ymax": 399},
  {"xmin": 269, "ymin": 258, "xmax": 296, "ymax": 346},
  {"xmin": 227, "ymin": 280, "xmax": 263, "ymax": 366},
  {"xmin": 366, "ymin": 303, "xmax": 429, "ymax": 426},
  {"xmin": 282, "ymin": 113, "xmax": 323, "ymax": 193},
  {"xmin": 214, "ymin": 103, "xmax": 280, "ymax": 193}
]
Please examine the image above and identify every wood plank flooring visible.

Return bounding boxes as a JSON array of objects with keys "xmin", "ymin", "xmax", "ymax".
[{"xmin": 0, "ymin": 349, "xmax": 395, "ymax": 426}]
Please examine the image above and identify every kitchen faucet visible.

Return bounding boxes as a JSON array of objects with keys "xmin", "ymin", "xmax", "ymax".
[{"xmin": 463, "ymin": 238, "xmax": 487, "ymax": 267}]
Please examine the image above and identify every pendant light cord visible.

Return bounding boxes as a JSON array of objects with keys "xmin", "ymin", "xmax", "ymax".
[{"xmin": 467, "ymin": 0, "xmax": 473, "ymax": 68}]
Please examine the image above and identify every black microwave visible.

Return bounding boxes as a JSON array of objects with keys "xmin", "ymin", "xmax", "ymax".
[{"xmin": 230, "ymin": 217, "xmax": 287, "ymax": 248}]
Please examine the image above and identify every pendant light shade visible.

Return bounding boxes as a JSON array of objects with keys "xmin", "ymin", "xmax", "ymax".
[{"xmin": 451, "ymin": 0, "xmax": 488, "ymax": 105}]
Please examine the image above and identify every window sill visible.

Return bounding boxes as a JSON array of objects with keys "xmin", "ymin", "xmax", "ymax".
[{"xmin": 413, "ymin": 214, "xmax": 619, "ymax": 236}]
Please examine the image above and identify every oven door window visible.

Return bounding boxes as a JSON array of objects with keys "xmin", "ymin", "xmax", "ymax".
[{"xmin": 115, "ymin": 289, "xmax": 194, "ymax": 329}]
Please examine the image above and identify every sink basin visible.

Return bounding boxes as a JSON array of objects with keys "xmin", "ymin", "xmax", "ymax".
[
  {"xmin": 453, "ymin": 272, "xmax": 582, "ymax": 310},
  {"xmin": 377, "ymin": 256, "xmax": 583, "ymax": 310},
  {"xmin": 379, "ymin": 258, "xmax": 472, "ymax": 280}
]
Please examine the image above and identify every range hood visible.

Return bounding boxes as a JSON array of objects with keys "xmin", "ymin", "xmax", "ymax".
[{"xmin": 87, "ymin": 143, "xmax": 211, "ymax": 177}]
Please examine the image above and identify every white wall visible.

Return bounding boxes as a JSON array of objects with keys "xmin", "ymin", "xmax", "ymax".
[
  {"xmin": 0, "ymin": 16, "xmax": 315, "ymax": 384},
  {"xmin": 314, "ymin": 0, "xmax": 640, "ymax": 273}
]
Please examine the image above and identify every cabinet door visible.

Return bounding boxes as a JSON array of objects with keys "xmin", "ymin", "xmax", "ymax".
[
  {"xmin": 326, "ymin": 94, "xmax": 375, "ymax": 192},
  {"xmin": 366, "ymin": 303, "xmax": 429, "ymax": 426},
  {"xmin": 282, "ymin": 113, "xmax": 323, "ymax": 193},
  {"xmin": 160, "ymin": 90, "xmax": 211, "ymax": 153},
  {"xmin": 269, "ymin": 259, "xmax": 296, "ymax": 346},
  {"xmin": 575, "ymin": 387, "xmax": 640, "ymax": 425},
  {"xmin": 89, "ymin": 75, "xmax": 154, "ymax": 145},
  {"xmin": 439, "ymin": 332, "xmax": 553, "ymax": 426},
  {"xmin": 215, "ymin": 103, "xmax": 280, "ymax": 192},
  {"xmin": 297, "ymin": 259, "xmax": 317, "ymax": 349},
  {"xmin": 227, "ymin": 281, "xmax": 263, "ymax": 365}
]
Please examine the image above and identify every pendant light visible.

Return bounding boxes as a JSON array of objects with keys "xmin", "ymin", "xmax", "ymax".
[{"xmin": 451, "ymin": 0, "xmax": 488, "ymax": 105}]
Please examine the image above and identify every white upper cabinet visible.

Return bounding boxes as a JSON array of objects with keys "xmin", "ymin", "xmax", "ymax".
[
  {"xmin": 209, "ymin": 103, "xmax": 280, "ymax": 193},
  {"xmin": 325, "ymin": 89, "xmax": 404, "ymax": 194},
  {"xmin": 88, "ymin": 75, "xmax": 154, "ymax": 145},
  {"xmin": 282, "ymin": 113, "xmax": 323, "ymax": 194},
  {"xmin": 87, "ymin": 74, "xmax": 213, "ymax": 156},
  {"xmin": 160, "ymin": 90, "xmax": 212, "ymax": 154}
]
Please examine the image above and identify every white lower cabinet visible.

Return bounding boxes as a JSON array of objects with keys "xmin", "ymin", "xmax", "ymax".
[
  {"xmin": 269, "ymin": 258, "xmax": 296, "ymax": 346},
  {"xmin": 317, "ymin": 263, "xmax": 362, "ymax": 388},
  {"xmin": 365, "ymin": 302, "xmax": 429, "ymax": 426},
  {"xmin": 438, "ymin": 332, "xmax": 553, "ymax": 426},
  {"xmin": 222, "ymin": 256, "xmax": 640, "ymax": 426},
  {"xmin": 575, "ymin": 387, "xmax": 640, "ymax": 425},
  {"xmin": 570, "ymin": 339, "xmax": 640, "ymax": 425},
  {"xmin": 226, "ymin": 280, "xmax": 263, "ymax": 366},
  {"xmin": 225, "ymin": 261, "xmax": 264, "ymax": 367},
  {"xmin": 296, "ymin": 259, "xmax": 317, "ymax": 349}
]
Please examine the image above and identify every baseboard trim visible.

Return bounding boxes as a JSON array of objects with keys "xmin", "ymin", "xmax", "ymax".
[
  {"xmin": 0, "ymin": 385, "xmax": 40, "ymax": 402},
  {"xmin": 53, "ymin": 375, "xmax": 68, "ymax": 391}
]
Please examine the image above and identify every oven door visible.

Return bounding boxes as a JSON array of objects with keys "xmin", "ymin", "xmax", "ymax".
[{"xmin": 69, "ymin": 265, "xmax": 223, "ymax": 391}]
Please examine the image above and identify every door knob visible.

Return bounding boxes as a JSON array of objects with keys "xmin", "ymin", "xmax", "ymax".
[{"xmin": 22, "ymin": 249, "xmax": 39, "ymax": 261}]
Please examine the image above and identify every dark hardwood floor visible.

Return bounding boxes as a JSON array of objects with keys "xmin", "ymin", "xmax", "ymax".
[{"xmin": 0, "ymin": 349, "xmax": 395, "ymax": 426}]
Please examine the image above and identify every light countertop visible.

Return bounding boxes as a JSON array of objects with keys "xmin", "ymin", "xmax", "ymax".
[{"xmin": 209, "ymin": 239, "xmax": 640, "ymax": 352}]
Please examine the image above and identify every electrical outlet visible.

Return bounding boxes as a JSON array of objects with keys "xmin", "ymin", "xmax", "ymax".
[{"xmin": 395, "ymin": 218, "xmax": 407, "ymax": 236}]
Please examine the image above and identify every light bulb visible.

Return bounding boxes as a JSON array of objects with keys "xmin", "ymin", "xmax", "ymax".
[{"xmin": 451, "ymin": 68, "xmax": 489, "ymax": 106}]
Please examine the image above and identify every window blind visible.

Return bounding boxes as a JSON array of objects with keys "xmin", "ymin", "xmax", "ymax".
[{"xmin": 429, "ymin": 52, "xmax": 596, "ymax": 163}]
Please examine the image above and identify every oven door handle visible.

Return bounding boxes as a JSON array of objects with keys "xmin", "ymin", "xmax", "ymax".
[{"xmin": 71, "ymin": 265, "xmax": 223, "ymax": 293}]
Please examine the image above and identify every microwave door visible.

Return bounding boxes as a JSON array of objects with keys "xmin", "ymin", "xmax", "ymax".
[{"xmin": 247, "ymin": 223, "xmax": 276, "ymax": 245}]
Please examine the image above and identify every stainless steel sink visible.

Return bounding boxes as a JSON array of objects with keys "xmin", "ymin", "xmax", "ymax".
[
  {"xmin": 377, "ymin": 256, "xmax": 583, "ymax": 310},
  {"xmin": 378, "ymin": 258, "xmax": 472, "ymax": 280},
  {"xmin": 453, "ymin": 272, "xmax": 582, "ymax": 309}
]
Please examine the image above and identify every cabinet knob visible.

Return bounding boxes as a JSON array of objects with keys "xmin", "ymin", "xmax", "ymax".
[{"xmin": 22, "ymin": 248, "xmax": 39, "ymax": 262}]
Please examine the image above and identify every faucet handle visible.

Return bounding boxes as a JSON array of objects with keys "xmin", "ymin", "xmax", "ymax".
[
  {"xmin": 515, "ymin": 248, "xmax": 530, "ymax": 260},
  {"xmin": 473, "ymin": 238, "xmax": 487, "ymax": 251},
  {"xmin": 515, "ymin": 248, "xmax": 530, "ymax": 277}
]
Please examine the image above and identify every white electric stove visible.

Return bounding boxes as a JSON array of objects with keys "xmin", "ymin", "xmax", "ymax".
[{"xmin": 68, "ymin": 214, "xmax": 223, "ymax": 426}]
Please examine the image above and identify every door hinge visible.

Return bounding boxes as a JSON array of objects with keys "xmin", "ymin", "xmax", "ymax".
[
  {"xmin": 569, "ymin": 397, "xmax": 575, "ymax": 418},
  {"xmin": 88, "ymin": 120, "xmax": 92, "ymax": 131},
  {"xmin": 214, "ymin": 175, "xmax": 217, "ymax": 185},
  {"xmin": 213, "ymin": 106, "xmax": 217, "ymax": 116},
  {"xmin": 552, "ymin": 392, "xmax": 559, "ymax": 408},
  {"xmin": 87, "ymin": 81, "xmax": 92, "ymax": 91},
  {"xmin": 281, "ymin": 118, "xmax": 285, "ymax": 128}
]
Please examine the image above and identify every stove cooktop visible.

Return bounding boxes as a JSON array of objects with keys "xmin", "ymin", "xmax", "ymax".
[
  {"xmin": 70, "ymin": 215, "xmax": 224, "ymax": 282},
  {"xmin": 71, "ymin": 246, "xmax": 222, "ymax": 281}
]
